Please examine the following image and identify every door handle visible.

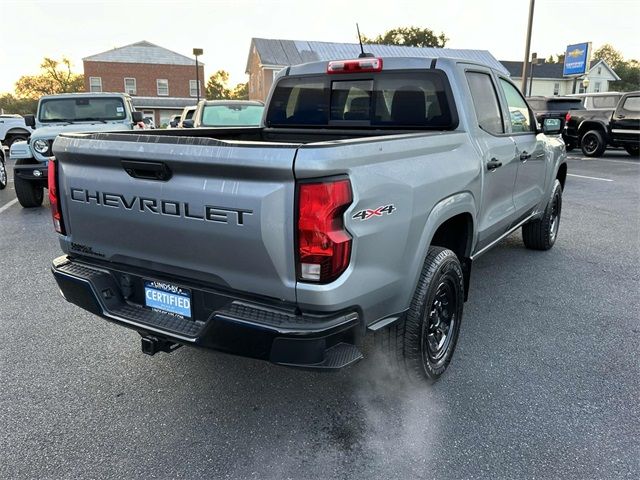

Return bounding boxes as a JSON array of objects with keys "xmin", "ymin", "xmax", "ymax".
[
  {"xmin": 519, "ymin": 151, "xmax": 531, "ymax": 161},
  {"xmin": 487, "ymin": 159, "xmax": 502, "ymax": 171}
]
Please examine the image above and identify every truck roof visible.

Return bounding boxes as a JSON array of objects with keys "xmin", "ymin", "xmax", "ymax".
[
  {"xmin": 38, "ymin": 92, "xmax": 132, "ymax": 101},
  {"xmin": 285, "ymin": 56, "xmax": 506, "ymax": 77}
]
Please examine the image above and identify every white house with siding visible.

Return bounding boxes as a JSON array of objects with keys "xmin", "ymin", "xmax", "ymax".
[{"xmin": 500, "ymin": 59, "xmax": 620, "ymax": 96}]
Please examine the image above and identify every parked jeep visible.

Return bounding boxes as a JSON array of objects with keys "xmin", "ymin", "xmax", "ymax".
[
  {"xmin": 0, "ymin": 114, "xmax": 33, "ymax": 148},
  {"xmin": 10, "ymin": 92, "xmax": 143, "ymax": 207}
]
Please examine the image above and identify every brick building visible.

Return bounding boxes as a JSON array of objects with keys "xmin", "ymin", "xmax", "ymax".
[{"xmin": 83, "ymin": 41, "xmax": 204, "ymax": 126}]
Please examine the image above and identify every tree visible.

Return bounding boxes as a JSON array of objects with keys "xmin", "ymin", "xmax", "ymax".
[
  {"xmin": 229, "ymin": 82, "xmax": 248, "ymax": 100},
  {"xmin": 593, "ymin": 44, "xmax": 624, "ymax": 68},
  {"xmin": 206, "ymin": 71, "xmax": 248, "ymax": 100},
  {"xmin": 0, "ymin": 94, "xmax": 38, "ymax": 115},
  {"xmin": 14, "ymin": 57, "xmax": 84, "ymax": 99},
  {"xmin": 546, "ymin": 53, "xmax": 565, "ymax": 64},
  {"xmin": 362, "ymin": 26, "xmax": 448, "ymax": 48},
  {"xmin": 593, "ymin": 44, "xmax": 640, "ymax": 92},
  {"xmin": 205, "ymin": 70, "xmax": 231, "ymax": 100}
]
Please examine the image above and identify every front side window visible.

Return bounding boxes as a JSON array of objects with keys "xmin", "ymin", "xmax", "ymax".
[
  {"xmin": 157, "ymin": 79, "xmax": 169, "ymax": 96},
  {"xmin": 189, "ymin": 80, "xmax": 200, "ymax": 97},
  {"xmin": 499, "ymin": 78, "xmax": 535, "ymax": 133},
  {"xmin": 89, "ymin": 77, "xmax": 102, "ymax": 93},
  {"xmin": 466, "ymin": 72, "xmax": 504, "ymax": 135},
  {"xmin": 124, "ymin": 78, "xmax": 136, "ymax": 95},
  {"xmin": 38, "ymin": 97, "xmax": 126, "ymax": 122},
  {"xmin": 266, "ymin": 71, "xmax": 457, "ymax": 129}
]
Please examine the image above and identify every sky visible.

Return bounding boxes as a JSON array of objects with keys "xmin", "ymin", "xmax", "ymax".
[{"xmin": 1, "ymin": 0, "xmax": 638, "ymax": 94}]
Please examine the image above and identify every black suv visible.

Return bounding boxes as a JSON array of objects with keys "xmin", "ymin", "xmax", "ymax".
[{"xmin": 527, "ymin": 96, "xmax": 585, "ymax": 151}]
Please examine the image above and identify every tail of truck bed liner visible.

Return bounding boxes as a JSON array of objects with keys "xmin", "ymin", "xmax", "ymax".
[{"xmin": 53, "ymin": 132, "xmax": 300, "ymax": 302}]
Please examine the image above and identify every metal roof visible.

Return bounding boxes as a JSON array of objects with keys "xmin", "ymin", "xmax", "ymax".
[
  {"xmin": 84, "ymin": 41, "xmax": 201, "ymax": 66},
  {"xmin": 247, "ymin": 38, "xmax": 509, "ymax": 74}
]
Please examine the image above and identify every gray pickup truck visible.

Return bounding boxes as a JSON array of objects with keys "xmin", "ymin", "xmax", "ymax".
[{"xmin": 49, "ymin": 56, "xmax": 567, "ymax": 381}]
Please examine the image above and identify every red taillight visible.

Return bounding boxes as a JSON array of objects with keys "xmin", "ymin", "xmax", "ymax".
[
  {"xmin": 327, "ymin": 58, "xmax": 383, "ymax": 74},
  {"xmin": 47, "ymin": 157, "xmax": 65, "ymax": 234},
  {"xmin": 297, "ymin": 179, "xmax": 352, "ymax": 283},
  {"xmin": 565, "ymin": 112, "xmax": 571, "ymax": 123}
]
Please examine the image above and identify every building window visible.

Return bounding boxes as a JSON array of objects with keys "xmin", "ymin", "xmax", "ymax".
[
  {"xmin": 597, "ymin": 67, "xmax": 602, "ymax": 75},
  {"xmin": 189, "ymin": 80, "xmax": 201, "ymax": 97},
  {"xmin": 124, "ymin": 78, "xmax": 137, "ymax": 95},
  {"xmin": 553, "ymin": 82, "xmax": 560, "ymax": 96},
  {"xmin": 89, "ymin": 77, "xmax": 102, "ymax": 93},
  {"xmin": 157, "ymin": 79, "xmax": 169, "ymax": 96},
  {"xmin": 594, "ymin": 81, "xmax": 601, "ymax": 93}
]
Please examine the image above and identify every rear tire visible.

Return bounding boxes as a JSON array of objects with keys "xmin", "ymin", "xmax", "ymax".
[
  {"xmin": 5, "ymin": 133, "xmax": 29, "ymax": 149},
  {"xmin": 580, "ymin": 129, "xmax": 606, "ymax": 157},
  {"xmin": 14, "ymin": 159, "xmax": 44, "ymax": 208},
  {"xmin": 624, "ymin": 145, "xmax": 639, "ymax": 157},
  {"xmin": 384, "ymin": 247, "xmax": 464, "ymax": 383},
  {"xmin": 522, "ymin": 179, "xmax": 562, "ymax": 250}
]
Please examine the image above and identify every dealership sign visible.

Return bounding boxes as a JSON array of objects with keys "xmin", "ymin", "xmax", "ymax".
[{"xmin": 563, "ymin": 42, "xmax": 592, "ymax": 76}]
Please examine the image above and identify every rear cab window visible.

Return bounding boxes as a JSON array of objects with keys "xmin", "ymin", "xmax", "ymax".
[
  {"xmin": 465, "ymin": 71, "xmax": 504, "ymax": 135},
  {"xmin": 266, "ymin": 70, "xmax": 458, "ymax": 130}
]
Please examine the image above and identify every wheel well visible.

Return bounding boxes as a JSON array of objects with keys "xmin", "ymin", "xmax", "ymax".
[
  {"xmin": 557, "ymin": 163, "xmax": 567, "ymax": 190},
  {"xmin": 430, "ymin": 213, "xmax": 473, "ymax": 301},
  {"xmin": 6, "ymin": 128, "xmax": 30, "ymax": 137},
  {"xmin": 578, "ymin": 121, "xmax": 606, "ymax": 136}
]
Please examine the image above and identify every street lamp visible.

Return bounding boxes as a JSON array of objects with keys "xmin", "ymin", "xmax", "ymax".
[
  {"xmin": 193, "ymin": 48, "xmax": 203, "ymax": 103},
  {"xmin": 582, "ymin": 77, "xmax": 590, "ymax": 93}
]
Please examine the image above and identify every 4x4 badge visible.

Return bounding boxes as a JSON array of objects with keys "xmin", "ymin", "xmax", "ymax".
[{"xmin": 352, "ymin": 204, "xmax": 396, "ymax": 221}]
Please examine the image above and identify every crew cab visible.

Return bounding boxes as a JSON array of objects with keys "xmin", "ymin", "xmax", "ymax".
[
  {"xmin": 10, "ymin": 92, "xmax": 144, "ymax": 207},
  {"xmin": 49, "ymin": 56, "xmax": 567, "ymax": 381},
  {"xmin": 565, "ymin": 91, "xmax": 640, "ymax": 157}
]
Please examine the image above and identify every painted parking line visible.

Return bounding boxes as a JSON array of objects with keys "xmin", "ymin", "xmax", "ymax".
[
  {"xmin": 569, "ymin": 156, "xmax": 640, "ymax": 165},
  {"xmin": 0, "ymin": 198, "xmax": 18, "ymax": 214},
  {"xmin": 567, "ymin": 173, "xmax": 613, "ymax": 182}
]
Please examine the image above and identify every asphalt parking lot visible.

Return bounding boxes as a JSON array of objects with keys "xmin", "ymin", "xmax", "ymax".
[{"xmin": 0, "ymin": 149, "xmax": 638, "ymax": 479}]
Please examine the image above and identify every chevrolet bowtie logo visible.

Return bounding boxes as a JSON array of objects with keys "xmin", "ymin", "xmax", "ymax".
[{"xmin": 567, "ymin": 48, "xmax": 585, "ymax": 58}]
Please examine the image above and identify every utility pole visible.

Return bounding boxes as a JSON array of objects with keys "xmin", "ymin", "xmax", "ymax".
[
  {"xmin": 193, "ymin": 48, "xmax": 203, "ymax": 103},
  {"xmin": 521, "ymin": 0, "xmax": 535, "ymax": 94},
  {"xmin": 528, "ymin": 52, "xmax": 537, "ymax": 96}
]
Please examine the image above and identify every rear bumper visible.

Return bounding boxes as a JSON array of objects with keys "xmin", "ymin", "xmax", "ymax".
[{"xmin": 51, "ymin": 255, "xmax": 362, "ymax": 369}]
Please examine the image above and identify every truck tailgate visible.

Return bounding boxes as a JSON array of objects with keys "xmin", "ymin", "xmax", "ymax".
[{"xmin": 53, "ymin": 134, "xmax": 298, "ymax": 302}]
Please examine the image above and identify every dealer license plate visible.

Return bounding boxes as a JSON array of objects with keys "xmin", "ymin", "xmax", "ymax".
[{"xmin": 144, "ymin": 280, "xmax": 192, "ymax": 318}]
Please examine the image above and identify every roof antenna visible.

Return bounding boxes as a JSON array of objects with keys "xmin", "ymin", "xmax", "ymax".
[{"xmin": 356, "ymin": 23, "xmax": 374, "ymax": 58}]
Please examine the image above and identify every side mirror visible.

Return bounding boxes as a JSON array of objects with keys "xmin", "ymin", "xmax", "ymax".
[
  {"xmin": 182, "ymin": 119, "xmax": 194, "ymax": 128},
  {"xmin": 542, "ymin": 118, "xmax": 562, "ymax": 135},
  {"xmin": 131, "ymin": 111, "xmax": 144, "ymax": 123},
  {"xmin": 24, "ymin": 115, "xmax": 36, "ymax": 129}
]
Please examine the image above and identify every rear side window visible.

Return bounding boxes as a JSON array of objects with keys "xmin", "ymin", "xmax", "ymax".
[
  {"xmin": 465, "ymin": 72, "xmax": 504, "ymax": 135},
  {"xmin": 266, "ymin": 71, "xmax": 458, "ymax": 129},
  {"xmin": 592, "ymin": 95, "xmax": 621, "ymax": 109},
  {"xmin": 546, "ymin": 100, "xmax": 584, "ymax": 111},
  {"xmin": 622, "ymin": 96, "xmax": 640, "ymax": 112},
  {"xmin": 499, "ymin": 79, "xmax": 535, "ymax": 133}
]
